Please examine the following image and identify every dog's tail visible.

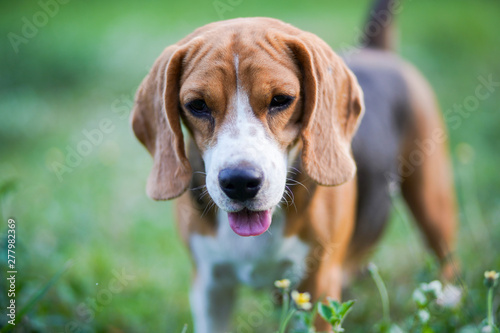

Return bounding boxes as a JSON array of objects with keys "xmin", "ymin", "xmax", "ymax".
[{"xmin": 361, "ymin": 0, "xmax": 398, "ymax": 51}]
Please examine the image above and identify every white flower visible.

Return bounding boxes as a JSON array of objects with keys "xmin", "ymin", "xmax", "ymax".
[
  {"xmin": 484, "ymin": 270, "xmax": 499, "ymax": 280},
  {"xmin": 412, "ymin": 289, "xmax": 427, "ymax": 307},
  {"xmin": 436, "ymin": 284, "xmax": 462, "ymax": 308},
  {"xmin": 417, "ymin": 309, "xmax": 430, "ymax": 324},
  {"xmin": 291, "ymin": 291, "xmax": 312, "ymax": 310},
  {"xmin": 274, "ymin": 279, "xmax": 291, "ymax": 289},
  {"xmin": 484, "ymin": 270, "xmax": 499, "ymax": 288},
  {"xmin": 427, "ymin": 280, "xmax": 444, "ymax": 298},
  {"xmin": 420, "ymin": 280, "xmax": 443, "ymax": 299}
]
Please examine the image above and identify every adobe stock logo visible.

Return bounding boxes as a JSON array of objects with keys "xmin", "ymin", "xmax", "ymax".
[
  {"xmin": 51, "ymin": 119, "xmax": 116, "ymax": 182},
  {"xmin": 213, "ymin": 0, "xmax": 243, "ymax": 20},
  {"xmin": 443, "ymin": 74, "xmax": 499, "ymax": 130},
  {"xmin": 7, "ymin": 0, "xmax": 72, "ymax": 54},
  {"xmin": 61, "ymin": 268, "xmax": 136, "ymax": 333},
  {"xmin": 49, "ymin": 89, "xmax": 133, "ymax": 182}
]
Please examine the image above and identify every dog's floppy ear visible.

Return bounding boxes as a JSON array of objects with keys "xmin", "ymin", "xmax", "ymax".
[
  {"xmin": 131, "ymin": 45, "xmax": 191, "ymax": 200},
  {"xmin": 287, "ymin": 35, "xmax": 365, "ymax": 186}
]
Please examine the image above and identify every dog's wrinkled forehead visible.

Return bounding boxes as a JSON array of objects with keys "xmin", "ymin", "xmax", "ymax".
[{"xmin": 178, "ymin": 21, "xmax": 303, "ymax": 149}]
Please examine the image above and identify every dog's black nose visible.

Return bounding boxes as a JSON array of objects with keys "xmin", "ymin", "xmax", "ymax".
[{"xmin": 218, "ymin": 167, "xmax": 264, "ymax": 201}]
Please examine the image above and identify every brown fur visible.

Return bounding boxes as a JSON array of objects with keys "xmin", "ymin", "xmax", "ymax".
[{"xmin": 399, "ymin": 62, "xmax": 458, "ymax": 279}]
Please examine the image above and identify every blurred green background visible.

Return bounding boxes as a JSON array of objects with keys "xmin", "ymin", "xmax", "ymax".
[{"xmin": 1, "ymin": 0, "xmax": 499, "ymax": 332}]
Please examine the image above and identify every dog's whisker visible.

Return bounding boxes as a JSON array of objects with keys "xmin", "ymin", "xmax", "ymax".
[
  {"xmin": 281, "ymin": 196, "xmax": 290, "ymax": 207},
  {"xmin": 198, "ymin": 189, "xmax": 209, "ymax": 198},
  {"xmin": 200, "ymin": 204, "xmax": 210, "ymax": 218},
  {"xmin": 279, "ymin": 186, "xmax": 297, "ymax": 212},
  {"xmin": 206, "ymin": 202, "xmax": 216, "ymax": 218},
  {"xmin": 286, "ymin": 178, "xmax": 310, "ymax": 193},
  {"xmin": 284, "ymin": 190, "xmax": 293, "ymax": 206},
  {"xmin": 286, "ymin": 178, "xmax": 302, "ymax": 184},
  {"xmin": 193, "ymin": 171, "xmax": 207, "ymax": 175},
  {"xmin": 285, "ymin": 186, "xmax": 298, "ymax": 213},
  {"xmin": 201, "ymin": 200, "xmax": 216, "ymax": 218},
  {"xmin": 286, "ymin": 185, "xmax": 295, "ymax": 202},
  {"xmin": 190, "ymin": 184, "xmax": 207, "ymax": 191}
]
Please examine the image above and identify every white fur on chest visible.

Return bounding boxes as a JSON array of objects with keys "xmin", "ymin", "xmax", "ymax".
[{"xmin": 190, "ymin": 209, "xmax": 310, "ymax": 288}]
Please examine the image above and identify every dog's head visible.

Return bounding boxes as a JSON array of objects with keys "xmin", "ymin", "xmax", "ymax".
[{"xmin": 132, "ymin": 18, "xmax": 364, "ymax": 236}]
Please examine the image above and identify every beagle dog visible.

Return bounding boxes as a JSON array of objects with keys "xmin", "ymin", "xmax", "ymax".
[{"xmin": 131, "ymin": 0, "xmax": 457, "ymax": 331}]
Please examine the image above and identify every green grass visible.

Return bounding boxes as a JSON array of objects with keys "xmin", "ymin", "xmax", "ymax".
[{"xmin": 1, "ymin": 0, "xmax": 499, "ymax": 331}]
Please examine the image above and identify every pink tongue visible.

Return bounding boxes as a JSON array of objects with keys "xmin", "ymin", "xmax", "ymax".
[{"xmin": 228, "ymin": 209, "xmax": 272, "ymax": 237}]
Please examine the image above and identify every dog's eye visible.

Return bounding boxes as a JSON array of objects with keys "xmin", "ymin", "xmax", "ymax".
[
  {"xmin": 186, "ymin": 99, "xmax": 210, "ymax": 117},
  {"xmin": 269, "ymin": 95, "xmax": 294, "ymax": 111}
]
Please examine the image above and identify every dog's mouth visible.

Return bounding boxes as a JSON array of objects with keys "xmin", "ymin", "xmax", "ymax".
[{"xmin": 227, "ymin": 208, "xmax": 272, "ymax": 237}]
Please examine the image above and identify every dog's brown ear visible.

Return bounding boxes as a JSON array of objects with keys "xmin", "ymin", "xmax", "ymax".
[
  {"xmin": 287, "ymin": 35, "xmax": 365, "ymax": 186},
  {"xmin": 131, "ymin": 45, "xmax": 192, "ymax": 200}
]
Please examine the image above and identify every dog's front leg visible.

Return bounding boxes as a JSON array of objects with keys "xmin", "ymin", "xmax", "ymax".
[{"xmin": 190, "ymin": 267, "xmax": 237, "ymax": 333}]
